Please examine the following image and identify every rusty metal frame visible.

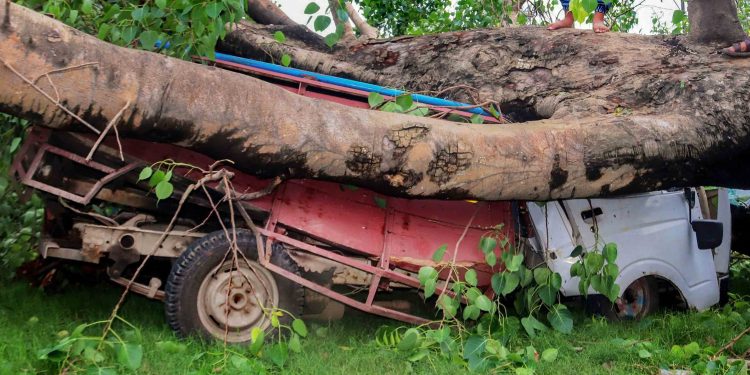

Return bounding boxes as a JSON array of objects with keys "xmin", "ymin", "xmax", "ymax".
[
  {"xmin": 255, "ymin": 226, "xmax": 441, "ymax": 325},
  {"xmin": 195, "ymin": 56, "xmax": 503, "ymax": 124},
  {"xmin": 12, "ymin": 130, "xmax": 141, "ymax": 204}
]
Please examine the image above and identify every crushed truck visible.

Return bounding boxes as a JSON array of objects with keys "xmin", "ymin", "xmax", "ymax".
[{"xmin": 10, "ymin": 53, "xmax": 732, "ymax": 343}]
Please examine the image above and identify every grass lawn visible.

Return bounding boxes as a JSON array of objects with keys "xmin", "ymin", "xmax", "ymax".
[{"xmin": 2, "ymin": 275, "xmax": 750, "ymax": 374}]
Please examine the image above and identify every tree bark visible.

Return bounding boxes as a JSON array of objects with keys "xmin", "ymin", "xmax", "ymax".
[
  {"xmin": 246, "ymin": 0, "xmax": 297, "ymax": 26},
  {"xmin": 3, "ymin": 1, "xmax": 750, "ymax": 202},
  {"xmin": 688, "ymin": 0, "xmax": 746, "ymax": 44}
]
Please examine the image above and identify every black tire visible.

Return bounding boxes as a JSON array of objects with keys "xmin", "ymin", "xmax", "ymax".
[
  {"xmin": 587, "ymin": 277, "xmax": 658, "ymax": 320},
  {"xmin": 165, "ymin": 229, "xmax": 304, "ymax": 343}
]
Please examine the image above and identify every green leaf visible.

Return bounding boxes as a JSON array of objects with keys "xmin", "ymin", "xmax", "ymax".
[
  {"xmin": 603, "ymin": 243, "xmax": 618, "ymax": 263},
  {"xmin": 205, "ymin": 2, "xmax": 223, "ymax": 18},
  {"xmin": 292, "ymin": 319, "xmax": 307, "ymax": 337},
  {"xmin": 9, "ymin": 137, "xmax": 21, "ymax": 153},
  {"xmin": 479, "ymin": 236, "xmax": 497, "ymax": 255},
  {"xmin": 78, "ymin": 0, "xmax": 93, "ymax": 14},
  {"xmin": 432, "ymin": 244, "xmax": 447, "ymax": 262},
  {"xmin": 541, "ymin": 348, "xmax": 559, "ymax": 362},
  {"xmin": 139, "ymin": 30, "xmax": 159, "ymax": 49},
  {"xmin": 604, "ymin": 263, "xmax": 619, "ymax": 278},
  {"xmin": 584, "ymin": 252, "xmax": 604, "ymax": 274},
  {"xmin": 131, "ymin": 7, "xmax": 146, "ymax": 22},
  {"xmin": 470, "ymin": 114, "xmax": 484, "ymax": 124},
  {"xmin": 304, "ymin": 2, "xmax": 320, "ymax": 14},
  {"xmin": 475, "ymin": 295, "xmax": 493, "ymax": 312},
  {"xmin": 116, "ymin": 343, "xmax": 143, "ymax": 370},
  {"xmin": 249, "ymin": 327, "xmax": 265, "ymax": 354},
  {"xmin": 463, "ymin": 304, "xmax": 481, "ymax": 320},
  {"xmin": 491, "ymin": 273, "xmax": 503, "ymax": 295},
  {"xmin": 281, "ymin": 54, "xmax": 292, "ymax": 67},
  {"xmin": 274, "ymin": 31, "xmax": 286, "ymax": 43},
  {"xmin": 672, "ymin": 9, "xmax": 686, "ymax": 25},
  {"xmin": 423, "ymin": 278, "xmax": 436, "ymax": 298},
  {"xmin": 521, "ymin": 315, "xmax": 547, "ymax": 337},
  {"xmin": 606, "ymin": 282, "xmax": 620, "ymax": 303},
  {"xmin": 397, "ymin": 329, "xmax": 420, "ymax": 351},
  {"xmin": 502, "ymin": 272, "xmax": 519, "ymax": 296},
  {"xmin": 324, "ymin": 33, "xmax": 339, "ymax": 48},
  {"xmin": 418, "ymin": 266, "xmax": 438, "ymax": 285},
  {"xmin": 507, "ymin": 254, "xmax": 523, "ymax": 272},
  {"xmin": 547, "ymin": 304, "xmax": 573, "ymax": 334},
  {"xmin": 373, "ymin": 196, "xmax": 387, "ymax": 209},
  {"xmin": 485, "ymin": 251, "xmax": 496, "ymax": 267},
  {"xmin": 465, "ymin": 269, "xmax": 478, "ymax": 287},
  {"xmin": 155, "ymin": 0, "xmax": 166, "ymax": 10},
  {"xmin": 590, "ymin": 274, "xmax": 604, "ymax": 294},
  {"xmin": 437, "ymin": 294, "xmax": 458, "ymax": 318},
  {"xmin": 570, "ymin": 245, "xmax": 583, "ymax": 258},
  {"xmin": 582, "ymin": 0, "xmax": 598, "ymax": 13},
  {"xmin": 266, "ymin": 343, "xmax": 288, "ymax": 367},
  {"xmin": 578, "ymin": 277, "xmax": 590, "ymax": 297},
  {"xmin": 533, "ymin": 267, "xmax": 551, "ymax": 285},
  {"xmin": 270, "ymin": 314, "xmax": 280, "ymax": 328},
  {"xmin": 314, "ymin": 15, "xmax": 331, "ymax": 32},
  {"xmin": 155, "ymin": 181, "xmax": 174, "ymax": 200},
  {"xmin": 538, "ymin": 285, "xmax": 557, "ymax": 306},
  {"xmin": 138, "ymin": 167, "xmax": 153, "ymax": 182},
  {"xmin": 550, "ymin": 272, "xmax": 562, "ymax": 290},
  {"xmin": 570, "ymin": 262, "xmax": 583, "ymax": 277},
  {"xmin": 408, "ymin": 349, "xmax": 430, "ymax": 362},
  {"xmin": 519, "ymin": 266, "xmax": 533, "ymax": 287},
  {"xmin": 395, "ymin": 94, "xmax": 413, "ymax": 111},
  {"xmin": 368, "ymin": 92, "xmax": 384, "ymax": 108},
  {"xmin": 638, "ymin": 349, "xmax": 652, "ymax": 359},
  {"xmin": 148, "ymin": 169, "xmax": 165, "ymax": 187},
  {"xmin": 289, "ymin": 334, "xmax": 302, "ymax": 353}
]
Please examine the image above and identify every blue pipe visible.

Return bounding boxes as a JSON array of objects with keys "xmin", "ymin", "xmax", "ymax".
[{"xmin": 215, "ymin": 52, "xmax": 491, "ymax": 116}]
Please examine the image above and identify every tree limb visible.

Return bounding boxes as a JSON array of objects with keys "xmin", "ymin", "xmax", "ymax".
[{"xmin": 345, "ymin": 2, "xmax": 378, "ymax": 39}]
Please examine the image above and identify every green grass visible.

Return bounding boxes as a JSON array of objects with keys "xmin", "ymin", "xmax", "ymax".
[{"xmin": 1, "ymin": 278, "xmax": 749, "ymax": 374}]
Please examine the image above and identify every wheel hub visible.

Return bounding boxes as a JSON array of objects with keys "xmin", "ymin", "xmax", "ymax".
[{"xmin": 197, "ymin": 259, "xmax": 279, "ymax": 341}]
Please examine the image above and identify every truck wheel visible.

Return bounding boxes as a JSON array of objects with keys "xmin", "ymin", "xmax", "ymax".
[
  {"xmin": 589, "ymin": 277, "xmax": 658, "ymax": 320},
  {"xmin": 165, "ymin": 229, "xmax": 304, "ymax": 343}
]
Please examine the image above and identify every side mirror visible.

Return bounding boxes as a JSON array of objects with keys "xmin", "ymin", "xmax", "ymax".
[{"xmin": 691, "ymin": 220, "xmax": 723, "ymax": 250}]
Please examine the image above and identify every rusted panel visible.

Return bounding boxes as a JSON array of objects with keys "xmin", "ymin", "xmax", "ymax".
[{"xmin": 272, "ymin": 181, "xmax": 387, "ymax": 257}]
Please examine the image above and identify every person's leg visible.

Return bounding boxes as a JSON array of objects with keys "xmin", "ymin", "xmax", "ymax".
[
  {"xmin": 593, "ymin": 0, "xmax": 610, "ymax": 33},
  {"xmin": 724, "ymin": 37, "xmax": 750, "ymax": 56},
  {"xmin": 547, "ymin": 0, "xmax": 575, "ymax": 30}
]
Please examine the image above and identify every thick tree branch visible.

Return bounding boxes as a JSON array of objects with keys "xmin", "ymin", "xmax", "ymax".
[
  {"xmin": 345, "ymin": 2, "xmax": 378, "ymax": 39},
  {"xmin": 246, "ymin": 0, "xmax": 297, "ymax": 26},
  {"xmin": 3, "ymin": 1, "xmax": 750, "ymax": 202},
  {"xmin": 328, "ymin": 0, "xmax": 355, "ymax": 41}
]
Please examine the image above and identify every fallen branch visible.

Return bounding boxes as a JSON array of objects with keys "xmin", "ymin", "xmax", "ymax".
[
  {"xmin": 85, "ymin": 100, "xmax": 130, "ymax": 161},
  {"xmin": 714, "ymin": 325, "xmax": 750, "ymax": 358}
]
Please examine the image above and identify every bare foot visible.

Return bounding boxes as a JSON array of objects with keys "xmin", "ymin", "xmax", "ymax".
[
  {"xmin": 593, "ymin": 11, "xmax": 610, "ymax": 33},
  {"xmin": 548, "ymin": 11, "xmax": 575, "ymax": 30}
]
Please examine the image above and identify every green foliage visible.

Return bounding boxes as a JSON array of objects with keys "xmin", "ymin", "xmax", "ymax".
[
  {"xmin": 570, "ymin": 242, "xmax": 621, "ymax": 302},
  {"xmin": 16, "ymin": 0, "xmax": 246, "ymax": 60},
  {"xmin": 0, "ymin": 115, "xmax": 42, "ymax": 279}
]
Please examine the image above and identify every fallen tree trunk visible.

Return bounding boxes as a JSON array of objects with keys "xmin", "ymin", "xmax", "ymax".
[{"xmin": 2, "ymin": 1, "xmax": 750, "ymax": 201}]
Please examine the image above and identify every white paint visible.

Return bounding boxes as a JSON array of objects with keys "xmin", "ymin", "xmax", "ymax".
[{"xmin": 528, "ymin": 188, "xmax": 730, "ymax": 311}]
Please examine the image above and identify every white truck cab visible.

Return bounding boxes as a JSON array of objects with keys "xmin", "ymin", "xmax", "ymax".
[{"xmin": 526, "ymin": 188, "xmax": 731, "ymax": 318}]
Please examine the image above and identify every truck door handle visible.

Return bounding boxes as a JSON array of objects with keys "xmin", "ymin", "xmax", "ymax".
[{"xmin": 581, "ymin": 207, "xmax": 603, "ymax": 220}]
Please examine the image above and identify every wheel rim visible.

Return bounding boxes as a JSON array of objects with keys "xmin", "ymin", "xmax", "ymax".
[
  {"xmin": 614, "ymin": 278, "xmax": 649, "ymax": 319},
  {"xmin": 197, "ymin": 258, "xmax": 279, "ymax": 342}
]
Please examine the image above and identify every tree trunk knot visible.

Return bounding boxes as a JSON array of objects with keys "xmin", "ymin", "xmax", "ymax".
[
  {"xmin": 427, "ymin": 143, "xmax": 473, "ymax": 184},
  {"xmin": 346, "ymin": 145, "xmax": 382, "ymax": 176},
  {"xmin": 387, "ymin": 124, "xmax": 430, "ymax": 156}
]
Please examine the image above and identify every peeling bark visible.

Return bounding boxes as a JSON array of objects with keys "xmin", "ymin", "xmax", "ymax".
[{"xmin": 2, "ymin": 1, "xmax": 750, "ymax": 202}]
